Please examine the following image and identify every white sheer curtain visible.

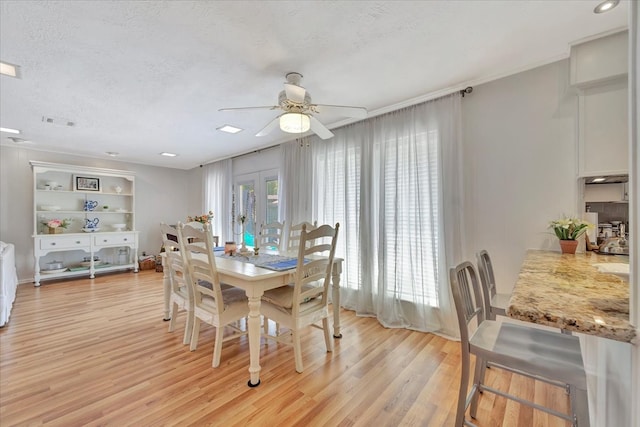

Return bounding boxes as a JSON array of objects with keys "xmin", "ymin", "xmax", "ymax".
[
  {"xmin": 279, "ymin": 137, "xmax": 314, "ymax": 242},
  {"xmin": 203, "ymin": 158, "xmax": 233, "ymax": 243},
  {"xmin": 311, "ymin": 94, "xmax": 462, "ymax": 338}
]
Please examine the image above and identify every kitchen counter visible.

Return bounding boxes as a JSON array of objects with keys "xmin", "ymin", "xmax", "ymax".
[{"xmin": 507, "ymin": 249, "xmax": 635, "ymax": 343}]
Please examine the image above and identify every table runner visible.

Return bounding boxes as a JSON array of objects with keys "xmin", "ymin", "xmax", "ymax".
[{"xmin": 216, "ymin": 252, "xmax": 308, "ymax": 271}]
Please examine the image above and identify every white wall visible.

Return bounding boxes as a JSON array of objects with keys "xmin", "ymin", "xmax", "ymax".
[
  {"xmin": 462, "ymin": 59, "xmax": 578, "ymax": 292},
  {"xmin": 0, "ymin": 146, "xmax": 192, "ymax": 281},
  {"xmin": 462, "ymin": 58, "xmax": 634, "ymax": 426},
  {"xmin": 232, "ymin": 146, "xmax": 280, "ymax": 176}
]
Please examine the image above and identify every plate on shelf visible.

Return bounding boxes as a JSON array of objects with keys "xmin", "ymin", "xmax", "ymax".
[
  {"xmin": 79, "ymin": 260, "xmax": 104, "ymax": 267},
  {"xmin": 41, "ymin": 267, "xmax": 68, "ymax": 274}
]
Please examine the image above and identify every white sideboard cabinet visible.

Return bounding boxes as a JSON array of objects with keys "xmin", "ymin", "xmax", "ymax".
[{"xmin": 30, "ymin": 161, "xmax": 139, "ymax": 286}]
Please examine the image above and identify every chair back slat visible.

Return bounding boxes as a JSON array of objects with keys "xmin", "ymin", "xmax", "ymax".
[
  {"xmin": 449, "ymin": 261, "xmax": 484, "ymax": 345},
  {"xmin": 178, "ymin": 222, "xmax": 224, "ymax": 309},
  {"xmin": 160, "ymin": 223, "xmax": 190, "ymax": 296},
  {"xmin": 288, "ymin": 221, "xmax": 318, "ymax": 251},
  {"xmin": 291, "ymin": 223, "xmax": 339, "ymax": 314},
  {"xmin": 476, "ymin": 250, "xmax": 497, "ymax": 320},
  {"xmin": 259, "ymin": 221, "xmax": 285, "ymax": 251}
]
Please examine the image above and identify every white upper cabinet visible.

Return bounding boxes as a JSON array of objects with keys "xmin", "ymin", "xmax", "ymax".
[
  {"xmin": 570, "ymin": 30, "xmax": 629, "ymax": 177},
  {"xmin": 578, "ymin": 81, "xmax": 629, "ymax": 176},
  {"xmin": 570, "ymin": 30, "xmax": 628, "ymax": 88}
]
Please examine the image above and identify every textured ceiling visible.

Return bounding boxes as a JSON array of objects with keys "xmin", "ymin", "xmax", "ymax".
[{"xmin": 0, "ymin": 0, "xmax": 629, "ymax": 169}]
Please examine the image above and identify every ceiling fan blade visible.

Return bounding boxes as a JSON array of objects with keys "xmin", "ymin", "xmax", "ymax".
[
  {"xmin": 284, "ymin": 83, "xmax": 306, "ymax": 104},
  {"xmin": 219, "ymin": 106, "xmax": 279, "ymax": 112},
  {"xmin": 255, "ymin": 114, "xmax": 284, "ymax": 137},
  {"xmin": 313, "ymin": 104, "xmax": 368, "ymax": 119},
  {"xmin": 309, "ymin": 116, "xmax": 334, "ymax": 140}
]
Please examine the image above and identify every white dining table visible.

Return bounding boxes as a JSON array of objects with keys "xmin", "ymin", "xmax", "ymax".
[{"xmin": 160, "ymin": 250, "xmax": 343, "ymax": 387}]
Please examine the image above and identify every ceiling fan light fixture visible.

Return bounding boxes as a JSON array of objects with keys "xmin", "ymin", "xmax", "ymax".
[
  {"xmin": 593, "ymin": 0, "xmax": 619, "ymax": 13},
  {"xmin": 280, "ymin": 113, "xmax": 310, "ymax": 134}
]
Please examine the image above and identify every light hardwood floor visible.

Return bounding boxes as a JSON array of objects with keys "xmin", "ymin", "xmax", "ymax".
[{"xmin": 0, "ymin": 271, "xmax": 572, "ymax": 426}]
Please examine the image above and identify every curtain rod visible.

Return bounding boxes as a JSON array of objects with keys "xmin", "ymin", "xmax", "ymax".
[
  {"xmin": 460, "ymin": 86, "xmax": 473, "ymax": 97},
  {"xmin": 201, "ymin": 85, "xmax": 474, "ymax": 166}
]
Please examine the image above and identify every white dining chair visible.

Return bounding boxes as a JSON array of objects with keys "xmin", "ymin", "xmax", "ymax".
[
  {"xmin": 476, "ymin": 250, "xmax": 511, "ymax": 320},
  {"xmin": 160, "ymin": 223, "xmax": 194, "ymax": 345},
  {"xmin": 178, "ymin": 222, "xmax": 249, "ymax": 368},
  {"xmin": 449, "ymin": 261, "xmax": 588, "ymax": 427},
  {"xmin": 261, "ymin": 222, "xmax": 340, "ymax": 373},
  {"xmin": 287, "ymin": 221, "xmax": 318, "ymax": 251},
  {"xmin": 185, "ymin": 221, "xmax": 219, "ymax": 247},
  {"xmin": 258, "ymin": 221, "xmax": 285, "ymax": 251}
]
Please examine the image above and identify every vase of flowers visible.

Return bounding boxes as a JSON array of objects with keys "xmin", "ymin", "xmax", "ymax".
[
  {"xmin": 548, "ymin": 216, "xmax": 592, "ymax": 254},
  {"xmin": 187, "ymin": 211, "xmax": 213, "ymax": 224},
  {"xmin": 237, "ymin": 214, "xmax": 248, "ymax": 252},
  {"xmin": 44, "ymin": 218, "xmax": 71, "ymax": 234}
]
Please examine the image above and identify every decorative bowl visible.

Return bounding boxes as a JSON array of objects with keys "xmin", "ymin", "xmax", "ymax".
[
  {"xmin": 45, "ymin": 261, "xmax": 64, "ymax": 270},
  {"xmin": 41, "ymin": 205, "xmax": 61, "ymax": 211},
  {"xmin": 112, "ymin": 223, "xmax": 126, "ymax": 231},
  {"xmin": 82, "ymin": 227, "xmax": 100, "ymax": 233}
]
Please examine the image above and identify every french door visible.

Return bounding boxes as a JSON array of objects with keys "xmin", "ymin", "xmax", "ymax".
[{"xmin": 233, "ymin": 169, "xmax": 279, "ymax": 247}]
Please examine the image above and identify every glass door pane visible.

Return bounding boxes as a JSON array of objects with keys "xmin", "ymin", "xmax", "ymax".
[
  {"xmin": 234, "ymin": 181, "xmax": 256, "ymax": 247},
  {"xmin": 265, "ymin": 177, "xmax": 279, "ymax": 224}
]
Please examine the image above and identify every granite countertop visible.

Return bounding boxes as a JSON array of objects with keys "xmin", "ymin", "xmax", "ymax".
[{"xmin": 507, "ymin": 250, "xmax": 635, "ymax": 343}]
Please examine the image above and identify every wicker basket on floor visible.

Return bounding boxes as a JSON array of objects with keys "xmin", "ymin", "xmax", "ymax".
[{"xmin": 139, "ymin": 258, "xmax": 156, "ymax": 270}]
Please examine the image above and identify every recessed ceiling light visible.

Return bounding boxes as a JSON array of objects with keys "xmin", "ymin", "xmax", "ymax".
[
  {"xmin": 591, "ymin": 177, "xmax": 606, "ymax": 182},
  {"xmin": 0, "ymin": 127, "xmax": 21, "ymax": 134},
  {"xmin": 594, "ymin": 0, "xmax": 619, "ymax": 13},
  {"xmin": 106, "ymin": 152, "xmax": 119, "ymax": 157},
  {"xmin": 159, "ymin": 152, "xmax": 178, "ymax": 157},
  {"xmin": 0, "ymin": 61, "xmax": 20, "ymax": 78},
  {"xmin": 217, "ymin": 124, "xmax": 243, "ymax": 134}
]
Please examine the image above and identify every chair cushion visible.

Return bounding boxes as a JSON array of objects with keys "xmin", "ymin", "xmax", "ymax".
[
  {"xmin": 200, "ymin": 287, "xmax": 247, "ymax": 310},
  {"xmin": 221, "ymin": 287, "xmax": 248, "ymax": 305},
  {"xmin": 197, "ymin": 279, "xmax": 213, "ymax": 290},
  {"xmin": 197, "ymin": 279, "xmax": 233, "ymax": 291},
  {"xmin": 261, "ymin": 282, "xmax": 321, "ymax": 309}
]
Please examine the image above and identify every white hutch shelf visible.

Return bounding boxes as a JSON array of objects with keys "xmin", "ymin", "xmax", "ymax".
[{"xmin": 30, "ymin": 161, "xmax": 139, "ymax": 286}]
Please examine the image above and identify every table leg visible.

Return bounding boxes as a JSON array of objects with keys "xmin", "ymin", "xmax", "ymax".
[
  {"xmin": 161, "ymin": 256, "xmax": 171, "ymax": 321},
  {"xmin": 247, "ymin": 294, "xmax": 262, "ymax": 387},
  {"xmin": 34, "ymin": 254, "xmax": 41, "ymax": 287},
  {"xmin": 332, "ymin": 262, "xmax": 343, "ymax": 338}
]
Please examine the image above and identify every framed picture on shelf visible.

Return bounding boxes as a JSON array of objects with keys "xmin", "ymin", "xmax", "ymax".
[{"xmin": 74, "ymin": 175, "xmax": 101, "ymax": 192}]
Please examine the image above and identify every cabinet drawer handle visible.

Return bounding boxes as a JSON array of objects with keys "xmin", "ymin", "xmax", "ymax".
[
  {"xmin": 123, "ymin": 238, "xmax": 128, "ymax": 241},
  {"xmin": 51, "ymin": 242, "xmax": 56, "ymax": 246},
  {"xmin": 103, "ymin": 239, "xmax": 108, "ymax": 243},
  {"xmin": 76, "ymin": 241, "xmax": 81, "ymax": 244}
]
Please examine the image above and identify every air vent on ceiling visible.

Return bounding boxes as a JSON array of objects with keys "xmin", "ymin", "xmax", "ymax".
[
  {"xmin": 42, "ymin": 116, "xmax": 75, "ymax": 127},
  {"xmin": 8, "ymin": 137, "xmax": 31, "ymax": 144}
]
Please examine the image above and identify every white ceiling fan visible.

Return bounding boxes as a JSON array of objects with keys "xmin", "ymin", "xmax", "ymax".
[{"xmin": 219, "ymin": 72, "xmax": 367, "ymax": 140}]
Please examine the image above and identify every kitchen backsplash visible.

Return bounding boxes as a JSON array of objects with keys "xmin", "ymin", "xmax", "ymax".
[{"xmin": 587, "ymin": 202, "xmax": 629, "ymax": 226}]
